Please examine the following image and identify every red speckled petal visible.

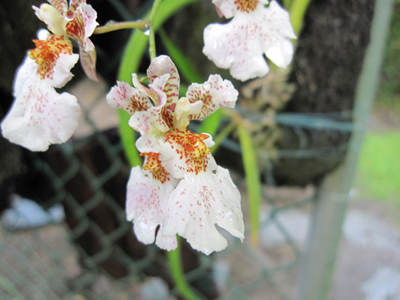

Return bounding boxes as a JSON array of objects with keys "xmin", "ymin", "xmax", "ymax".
[
  {"xmin": 126, "ymin": 166, "xmax": 177, "ymax": 244},
  {"xmin": 158, "ymin": 129, "xmax": 217, "ymax": 179},
  {"xmin": 65, "ymin": 3, "xmax": 98, "ymax": 50},
  {"xmin": 147, "ymin": 55, "xmax": 180, "ymax": 107},
  {"xmin": 106, "ymin": 81, "xmax": 152, "ymax": 114},
  {"xmin": 1, "ymin": 55, "xmax": 80, "ymax": 151},
  {"xmin": 48, "ymin": 0, "xmax": 68, "ymax": 15},
  {"xmin": 162, "ymin": 167, "xmax": 244, "ymax": 255},
  {"xmin": 79, "ymin": 46, "xmax": 98, "ymax": 81},
  {"xmin": 203, "ymin": 0, "xmax": 295, "ymax": 81},
  {"xmin": 65, "ymin": 2, "xmax": 98, "ymax": 80},
  {"xmin": 186, "ymin": 74, "xmax": 238, "ymax": 121},
  {"xmin": 68, "ymin": 0, "xmax": 86, "ymax": 14}
]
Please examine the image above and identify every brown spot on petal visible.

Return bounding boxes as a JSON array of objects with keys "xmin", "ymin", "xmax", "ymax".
[
  {"xmin": 164, "ymin": 129, "xmax": 211, "ymax": 174},
  {"xmin": 29, "ymin": 35, "xmax": 73, "ymax": 79},
  {"xmin": 141, "ymin": 152, "xmax": 170, "ymax": 183}
]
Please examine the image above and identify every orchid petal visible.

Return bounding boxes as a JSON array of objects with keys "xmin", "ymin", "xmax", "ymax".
[
  {"xmin": 79, "ymin": 46, "xmax": 98, "ymax": 81},
  {"xmin": 51, "ymin": 52, "xmax": 80, "ymax": 88},
  {"xmin": 106, "ymin": 81, "xmax": 152, "ymax": 114},
  {"xmin": 132, "ymin": 74, "xmax": 158, "ymax": 104},
  {"xmin": 148, "ymin": 74, "xmax": 170, "ymax": 107},
  {"xmin": 155, "ymin": 230, "xmax": 178, "ymax": 251},
  {"xmin": 68, "ymin": 0, "xmax": 86, "ymax": 14},
  {"xmin": 130, "ymin": 106, "xmax": 170, "ymax": 152},
  {"xmin": 203, "ymin": 0, "xmax": 295, "ymax": 81},
  {"xmin": 127, "ymin": 161, "xmax": 178, "ymax": 245},
  {"xmin": 262, "ymin": 1, "xmax": 296, "ymax": 68},
  {"xmin": 2, "ymin": 56, "xmax": 80, "ymax": 151},
  {"xmin": 159, "ymin": 130, "xmax": 217, "ymax": 179},
  {"xmin": 48, "ymin": 0, "xmax": 68, "ymax": 15},
  {"xmin": 162, "ymin": 167, "xmax": 244, "ymax": 255},
  {"xmin": 147, "ymin": 55, "xmax": 180, "ymax": 106},
  {"xmin": 186, "ymin": 74, "xmax": 238, "ymax": 120},
  {"xmin": 33, "ymin": 4, "xmax": 66, "ymax": 37},
  {"xmin": 128, "ymin": 96, "xmax": 170, "ymax": 136},
  {"xmin": 212, "ymin": 0, "xmax": 268, "ymax": 18},
  {"xmin": 65, "ymin": 3, "xmax": 98, "ymax": 52}
]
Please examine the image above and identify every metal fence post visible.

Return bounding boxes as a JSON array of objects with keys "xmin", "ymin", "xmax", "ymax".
[{"xmin": 296, "ymin": 1, "xmax": 394, "ymax": 299}]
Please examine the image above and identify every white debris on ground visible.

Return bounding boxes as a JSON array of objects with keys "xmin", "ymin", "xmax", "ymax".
[
  {"xmin": 259, "ymin": 208, "xmax": 310, "ymax": 249},
  {"xmin": 360, "ymin": 266, "xmax": 400, "ymax": 300},
  {"xmin": 140, "ymin": 277, "xmax": 176, "ymax": 300},
  {"xmin": 213, "ymin": 260, "xmax": 231, "ymax": 295},
  {"xmin": 343, "ymin": 210, "xmax": 400, "ymax": 251},
  {"xmin": 1, "ymin": 194, "xmax": 64, "ymax": 229}
]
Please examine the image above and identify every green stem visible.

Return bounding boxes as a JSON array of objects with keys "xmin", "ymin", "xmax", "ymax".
[
  {"xmin": 148, "ymin": 0, "xmax": 163, "ymax": 60},
  {"xmin": 167, "ymin": 238, "xmax": 201, "ymax": 300},
  {"xmin": 237, "ymin": 123, "xmax": 261, "ymax": 245},
  {"xmin": 93, "ymin": 20, "xmax": 148, "ymax": 34}
]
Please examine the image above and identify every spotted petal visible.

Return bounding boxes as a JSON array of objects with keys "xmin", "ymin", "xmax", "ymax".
[
  {"xmin": 68, "ymin": 0, "xmax": 86, "ymax": 15},
  {"xmin": 65, "ymin": 3, "xmax": 98, "ymax": 80},
  {"xmin": 106, "ymin": 81, "xmax": 152, "ymax": 114},
  {"xmin": 48, "ymin": 0, "xmax": 68, "ymax": 15},
  {"xmin": 147, "ymin": 55, "xmax": 180, "ymax": 106},
  {"xmin": 1, "ymin": 55, "xmax": 80, "ymax": 151},
  {"xmin": 203, "ymin": 0, "xmax": 295, "ymax": 81},
  {"xmin": 186, "ymin": 74, "xmax": 238, "ymax": 120},
  {"xmin": 65, "ymin": 3, "xmax": 98, "ymax": 52},
  {"xmin": 126, "ymin": 164, "xmax": 178, "ymax": 245},
  {"xmin": 131, "ymin": 106, "xmax": 170, "ymax": 153},
  {"xmin": 162, "ymin": 167, "xmax": 244, "ymax": 255},
  {"xmin": 159, "ymin": 130, "xmax": 217, "ymax": 179}
]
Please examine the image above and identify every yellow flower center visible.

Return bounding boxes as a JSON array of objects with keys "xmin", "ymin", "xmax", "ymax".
[
  {"xmin": 234, "ymin": 0, "xmax": 259, "ymax": 12},
  {"xmin": 164, "ymin": 129, "xmax": 211, "ymax": 175}
]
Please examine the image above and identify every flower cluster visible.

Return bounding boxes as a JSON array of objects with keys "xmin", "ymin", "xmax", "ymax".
[
  {"xmin": 203, "ymin": 0, "xmax": 296, "ymax": 81},
  {"xmin": 107, "ymin": 55, "xmax": 244, "ymax": 255},
  {"xmin": 1, "ymin": 0, "xmax": 98, "ymax": 151}
]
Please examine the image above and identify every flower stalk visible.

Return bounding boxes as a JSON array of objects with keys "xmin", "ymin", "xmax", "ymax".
[
  {"xmin": 93, "ymin": 20, "xmax": 149, "ymax": 34},
  {"xmin": 148, "ymin": 0, "xmax": 163, "ymax": 60}
]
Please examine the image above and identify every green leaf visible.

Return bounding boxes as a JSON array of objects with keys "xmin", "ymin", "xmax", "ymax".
[
  {"xmin": 237, "ymin": 124, "xmax": 261, "ymax": 245},
  {"xmin": 210, "ymin": 120, "xmax": 236, "ymax": 155},
  {"xmin": 289, "ymin": 0, "xmax": 312, "ymax": 35},
  {"xmin": 197, "ymin": 109, "xmax": 222, "ymax": 137}
]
